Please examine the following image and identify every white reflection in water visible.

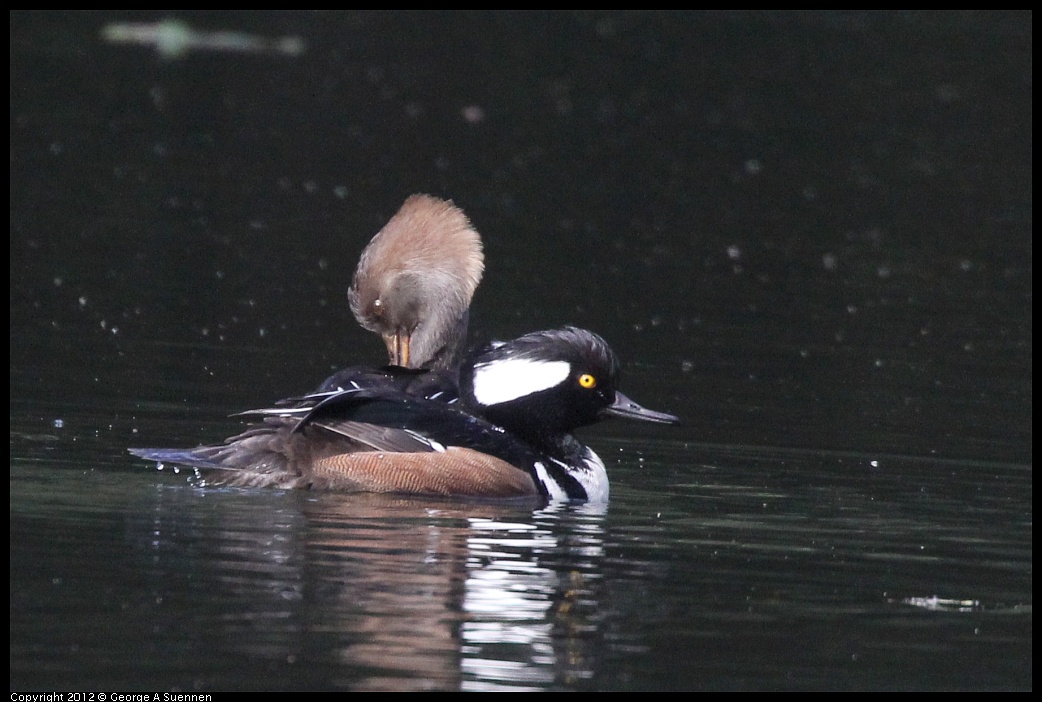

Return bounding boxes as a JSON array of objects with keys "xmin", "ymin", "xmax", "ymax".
[{"xmin": 458, "ymin": 504, "xmax": 607, "ymax": 690}]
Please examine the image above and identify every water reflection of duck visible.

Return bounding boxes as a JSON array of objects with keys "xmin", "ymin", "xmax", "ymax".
[{"xmin": 130, "ymin": 196, "xmax": 678, "ymax": 501}]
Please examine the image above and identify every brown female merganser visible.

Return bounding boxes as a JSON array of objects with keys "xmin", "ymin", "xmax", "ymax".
[
  {"xmin": 348, "ymin": 193, "xmax": 483, "ymax": 371},
  {"xmin": 312, "ymin": 193, "xmax": 483, "ymax": 396}
]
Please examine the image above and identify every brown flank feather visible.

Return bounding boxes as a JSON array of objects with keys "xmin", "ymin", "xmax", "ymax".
[{"xmin": 309, "ymin": 448, "xmax": 539, "ymax": 497}]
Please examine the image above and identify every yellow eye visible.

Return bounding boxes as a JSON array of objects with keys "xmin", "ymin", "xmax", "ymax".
[{"xmin": 578, "ymin": 374, "xmax": 597, "ymax": 389}]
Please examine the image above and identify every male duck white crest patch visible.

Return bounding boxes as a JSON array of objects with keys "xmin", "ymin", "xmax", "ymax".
[{"xmin": 471, "ymin": 358, "xmax": 571, "ymax": 406}]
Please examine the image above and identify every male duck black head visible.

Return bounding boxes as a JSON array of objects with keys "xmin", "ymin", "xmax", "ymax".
[{"xmin": 458, "ymin": 326, "xmax": 679, "ymax": 501}]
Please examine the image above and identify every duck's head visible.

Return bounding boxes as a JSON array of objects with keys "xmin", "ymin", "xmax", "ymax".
[
  {"xmin": 459, "ymin": 326, "xmax": 679, "ymax": 443},
  {"xmin": 349, "ymin": 194, "xmax": 484, "ymax": 371}
]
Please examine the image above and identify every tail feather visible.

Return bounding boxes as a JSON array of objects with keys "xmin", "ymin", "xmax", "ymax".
[{"xmin": 128, "ymin": 447, "xmax": 227, "ymax": 471}]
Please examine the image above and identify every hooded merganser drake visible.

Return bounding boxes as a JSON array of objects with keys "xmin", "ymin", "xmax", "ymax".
[{"xmin": 129, "ymin": 327, "xmax": 679, "ymax": 502}]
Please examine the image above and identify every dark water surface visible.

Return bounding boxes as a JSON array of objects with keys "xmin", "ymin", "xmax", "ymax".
[{"xmin": 10, "ymin": 12, "xmax": 1031, "ymax": 690}]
